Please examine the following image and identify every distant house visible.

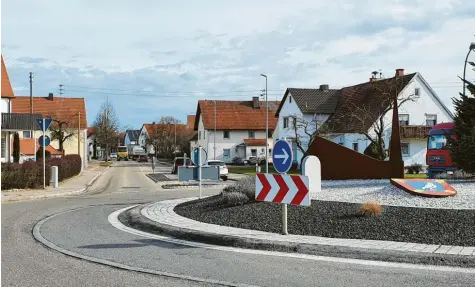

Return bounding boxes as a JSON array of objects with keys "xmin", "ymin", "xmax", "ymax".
[
  {"xmin": 193, "ymin": 97, "xmax": 279, "ymax": 163},
  {"xmin": 13, "ymin": 138, "xmax": 63, "ymax": 163},
  {"xmin": 1, "ymin": 55, "xmax": 42, "ymax": 163},
  {"xmin": 124, "ymin": 129, "xmax": 140, "ymax": 146},
  {"xmin": 274, "ymin": 69, "xmax": 454, "ymax": 167},
  {"xmin": 138, "ymin": 123, "xmax": 188, "ymax": 156},
  {"xmin": 12, "ymin": 93, "xmax": 89, "ymax": 169}
]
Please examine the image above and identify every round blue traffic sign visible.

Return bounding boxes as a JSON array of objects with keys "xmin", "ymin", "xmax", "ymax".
[
  {"xmin": 272, "ymin": 140, "xmax": 293, "ymax": 173},
  {"xmin": 38, "ymin": 135, "xmax": 51, "ymax": 147}
]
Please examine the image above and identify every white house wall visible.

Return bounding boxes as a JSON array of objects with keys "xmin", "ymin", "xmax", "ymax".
[{"xmin": 1, "ymin": 98, "xmax": 11, "ymax": 113}]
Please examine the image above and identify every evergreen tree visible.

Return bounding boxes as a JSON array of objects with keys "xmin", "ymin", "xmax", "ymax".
[
  {"xmin": 13, "ymin": 132, "xmax": 20, "ymax": 163},
  {"xmin": 450, "ymin": 79, "xmax": 475, "ymax": 173}
]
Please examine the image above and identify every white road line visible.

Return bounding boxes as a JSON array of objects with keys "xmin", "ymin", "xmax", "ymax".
[{"xmin": 109, "ymin": 205, "xmax": 475, "ymax": 274}]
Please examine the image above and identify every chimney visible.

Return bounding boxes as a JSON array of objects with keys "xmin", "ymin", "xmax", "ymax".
[
  {"xmin": 319, "ymin": 84, "xmax": 329, "ymax": 91},
  {"xmin": 48, "ymin": 93, "xmax": 54, "ymax": 100},
  {"xmin": 252, "ymin": 96, "xmax": 260, "ymax": 109},
  {"xmin": 395, "ymin": 69, "xmax": 404, "ymax": 77}
]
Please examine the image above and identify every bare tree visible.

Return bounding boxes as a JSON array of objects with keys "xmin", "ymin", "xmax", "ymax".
[
  {"xmin": 285, "ymin": 114, "xmax": 329, "ymax": 164},
  {"xmin": 147, "ymin": 116, "xmax": 190, "ymax": 159},
  {"xmin": 48, "ymin": 112, "xmax": 79, "ymax": 152},
  {"xmin": 93, "ymin": 100, "xmax": 120, "ymax": 161},
  {"xmin": 338, "ymin": 81, "xmax": 417, "ymax": 160}
]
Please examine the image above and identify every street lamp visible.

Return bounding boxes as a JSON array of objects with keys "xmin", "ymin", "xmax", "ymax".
[
  {"xmin": 260, "ymin": 74, "xmax": 268, "ymax": 174},
  {"xmin": 214, "ymin": 100, "xmax": 216, "ymax": 160},
  {"xmin": 462, "ymin": 42, "xmax": 475, "ymax": 96}
]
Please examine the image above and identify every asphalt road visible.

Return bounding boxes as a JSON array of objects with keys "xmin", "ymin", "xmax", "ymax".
[{"xmin": 2, "ymin": 161, "xmax": 474, "ymax": 287}]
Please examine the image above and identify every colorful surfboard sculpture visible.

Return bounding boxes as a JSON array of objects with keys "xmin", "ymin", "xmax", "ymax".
[{"xmin": 390, "ymin": 178, "xmax": 457, "ymax": 197}]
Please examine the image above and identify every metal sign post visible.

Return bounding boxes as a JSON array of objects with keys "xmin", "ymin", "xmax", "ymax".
[
  {"xmin": 152, "ymin": 156, "xmax": 155, "ymax": 174},
  {"xmin": 198, "ymin": 147, "xmax": 202, "ymax": 199},
  {"xmin": 36, "ymin": 118, "xmax": 52, "ymax": 189},
  {"xmin": 272, "ymin": 140, "xmax": 293, "ymax": 235}
]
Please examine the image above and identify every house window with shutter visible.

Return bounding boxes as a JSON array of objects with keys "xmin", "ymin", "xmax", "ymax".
[
  {"xmin": 426, "ymin": 114, "xmax": 437, "ymax": 126},
  {"xmin": 283, "ymin": 117, "xmax": 289, "ymax": 128},
  {"xmin": 399, "ymin": 114, "xmax": 409, "ymax": 126}
]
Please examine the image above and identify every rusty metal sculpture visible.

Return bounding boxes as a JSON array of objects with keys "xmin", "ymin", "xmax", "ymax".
[{"xmin": 306, "ymin": 78, "xmax": 405, "ymax": 180}]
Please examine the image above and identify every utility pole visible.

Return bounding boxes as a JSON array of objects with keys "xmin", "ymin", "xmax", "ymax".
[
  {"xmin": 78, "ymin": 112, "xmax": 81, "ymax": 165},
  {"xmin": 214, "ymin": 100, "xmax": 216, "ymax": 160},
  {"xmin": 59, "ymin": 84, "xmax": 64, "ymax": 96},
  {"xmin": 260, "ymin": 74, "xmax": 269, "ymax": 173},
  {"xmin": 105, "ymin": 97, "xmax": 109, "ymax": 162},
  {"xmin": 30, "ymin": 72, "xmax": 36, "ymax": 161}
]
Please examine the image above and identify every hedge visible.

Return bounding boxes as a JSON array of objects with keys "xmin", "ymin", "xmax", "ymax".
[{"xmin": 1, "ymin": 155, "xmax": 82, "ymax": 190}]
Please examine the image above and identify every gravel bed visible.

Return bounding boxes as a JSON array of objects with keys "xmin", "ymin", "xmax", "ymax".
[
  {"xmin": 147, "ymin": 173, "xmax": 172, "ymax": 182},
  {"xmin": 175, "ymin": 196, "xmax": 475, "ymax": 246},
  {"xmin": 314, "ymin": 180, "xmax": 475, "ymax": 209}
]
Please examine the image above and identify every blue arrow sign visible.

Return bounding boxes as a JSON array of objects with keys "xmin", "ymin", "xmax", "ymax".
[
  {"xmin": 272, "ymin": 140, "xmax": 293, "ymax": 174},
  {"xmin": 36, "ymin": 118, "xmax": 53, "ymax": 131},
  {"xmin": 38, "ymin": 135, "xmax": 51, "ymax": 147}
]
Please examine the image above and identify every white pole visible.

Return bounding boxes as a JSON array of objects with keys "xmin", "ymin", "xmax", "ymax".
[
  {"xmin": 42, "ymin": 119, "xmax": 46, "ymax": 189},
  {"xmin": 265, "ymin": 77, "xmax": 268, "ymax": 173},
  {"xmin": 282, "ymin": 171, "xmax": 288, "ymax": 235},
  {"xmin": 199, "ymin": 147, "xmax": 202, "ymax": 199}
]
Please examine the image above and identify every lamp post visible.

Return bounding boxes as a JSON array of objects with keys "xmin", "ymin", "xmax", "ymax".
[
  {"xmin": 462, "ymin": 42, "xmax": 475, "ymax": 96},
  {"xmin": 260, "ymin": 74, "xmax": 268, "ymax": 174},
  {"xmin": 214, "ymin": 100, "xmax": 216, "ymax": 160}
]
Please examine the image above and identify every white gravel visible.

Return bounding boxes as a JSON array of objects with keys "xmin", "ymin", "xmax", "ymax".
[{"xmin": 312, "ymin": 180, "xmax": 475, "ymax": 209}]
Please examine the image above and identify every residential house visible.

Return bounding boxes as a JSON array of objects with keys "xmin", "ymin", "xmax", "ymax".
[
  {"xmin": 13, "ymin": 138, "xmax": 63, "ymax": 163},
  {"xmin": 87, "ymin": 127, "xmax": 105, "ymax": 160},
  {"xmin": 12, "ymin": 93, "xmax": 89, "ymax": 169},
  {"xmin": 193, "ymin": 97, "xmax": 279, "ymax": 163},
  {"xmin": 138, "ymin": 122, "xmax": 188, "ymax": 156},
  {"xmin": 274, "ymin": 69, "xmax": 454, "ymax": 168},
  {"xmin": 124, "ymin": 129, "xmax": 141, "ymax": 155},
  {"xmin": 187, "ymin": 115, "xmax": 198, "ymax": 154},
  {"xmin": 1, "ymin": 55, "xmax": 42, "ymax": 163}
]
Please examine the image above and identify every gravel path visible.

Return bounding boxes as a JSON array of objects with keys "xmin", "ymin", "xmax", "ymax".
[
  {"xmin": 175, "ymin": 195, "xmax": 475, "ymax": 246},
  {"xmin": 313, "ymin": 180, "xmax": 475, "ymax": 210}
]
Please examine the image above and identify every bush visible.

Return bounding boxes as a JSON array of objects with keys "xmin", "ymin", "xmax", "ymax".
[
  {"xmin": 36, "ymin": 147, "xmax": 52, "ymax": 159},
  {"xmin": 359, "ymin": 201, "xmax": 382, "ymax": 217},
  {"xmin": 434, "ymin": 169, "xmax": 473, "ymax": 180},
  {"xmin": 220, "ymin": 192, "xmax": 249, "ymax": 206},
  {"xmin": 223, "ymin": 176, "xmax": 255, "ymax": 201},
  {"xmin": 1, "ymin": 154, "xmax": 82, "ymax": 190},
  {"xmin": 406, "ymin": 163, "xmax": 423, "ymax": 174}
]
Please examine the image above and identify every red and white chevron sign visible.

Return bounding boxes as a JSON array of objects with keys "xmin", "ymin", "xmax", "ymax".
[{"xmin": 255, "ymin": 173, "xmax": 310, "ymax": 206}]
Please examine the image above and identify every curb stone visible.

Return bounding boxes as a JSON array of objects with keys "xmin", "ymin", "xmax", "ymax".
[
  {"xmin": 118, "ymin": 201, "xmax": 475, "ymax": 268},
  {"xmin": 1, "ymin": 165, "xmax": 110, "ymax": 203}
]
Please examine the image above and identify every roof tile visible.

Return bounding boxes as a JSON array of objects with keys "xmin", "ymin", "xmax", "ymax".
[{"xmin": 12, "ymin": 96, "xmax": 87, "ymax": 128}]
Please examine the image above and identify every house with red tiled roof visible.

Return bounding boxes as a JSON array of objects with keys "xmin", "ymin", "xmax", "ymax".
[
  {"xmin": 192, "ymin": 97, "xmax": 280, "ymax": 163},
  {"xmin": 274, "ymin": 68, "xmax": 454, "ymax": 168},
  {"xmin": 138, "ymin": 122, "xmax": 189, "ymax": 155},
  {"xmin": 12, "ymin": 93, "xmax": 89, "ymax": 168},
  {"xmin": 1, "ymin": 55, "xmax": 43, "ymax": 163},
  {"xmin": 11, "ymin": 138, "xmax": 63, "ymax": 163}
]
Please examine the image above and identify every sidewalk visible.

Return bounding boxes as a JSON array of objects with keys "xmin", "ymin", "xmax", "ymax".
[{"xmin": 1, "ymin": 163, "xmax": 109, "ymax": 203}]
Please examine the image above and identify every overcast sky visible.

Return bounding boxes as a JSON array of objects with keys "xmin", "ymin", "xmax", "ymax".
[{"xmin": 2, "ymin": 0, "xmax": 475, "ymax": 129}]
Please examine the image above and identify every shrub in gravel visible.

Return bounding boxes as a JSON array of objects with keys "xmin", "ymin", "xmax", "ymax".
[
  {"xmin": 223, "ymin": 176, "xmax": 255, "ymax": 201},
  {"xmin": 359, "ymin": 201, "xmax": 382, "ymax": 217},
  {"xmin": 435, "ymin": 169, "xmax": 473, "ymax": 180},
  {"xmin": 406, "ymin": 163, "xmax": 423, "ymax": 174},
  {"xmin": 220, "ymin": 192, "xmax": 250, "ymax": 206}
]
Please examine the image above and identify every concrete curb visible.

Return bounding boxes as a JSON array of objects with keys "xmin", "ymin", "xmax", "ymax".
[
  {"xmin": 1, "ymin": 166, "xmax": 110, "ymax": 203},
  {"xmin": 119, "ymin": 201, "xmax": 475, "ymax": 268}
]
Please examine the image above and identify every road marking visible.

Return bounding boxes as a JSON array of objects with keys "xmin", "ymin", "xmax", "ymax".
[
  {"xmin": 33, "ymin": 206, "xmax": 259, "ymax": 287},
  {"xmin": 109, "ymin": 205, "xmax": 475, "ymax": 274}
]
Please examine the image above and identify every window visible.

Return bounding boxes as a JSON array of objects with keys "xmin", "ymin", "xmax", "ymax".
[
  {"xmin": 118, "ymin": 146, "xmax": 127, "ymax": 152},
  {"xmin": 199, "ymin": 131, "xmax": 201, "ymax": 140},
  {"xmin": 289, "ymin": 96, "xmax": 292, "ymax": 103},
  {"xmin": 415, "ymin": 88, "xmax": 420, "ymax": 97},
  {"xmin": 223, "ymin": 130, "xmax": 230, "ymax": 139},
  {"xmin": 426, "ymin": 114, "xmax": 437, "ymax": 126},
  {"xmin": 401, "ymin": 143, "xmax": 410, "ymax": 156},
  {"xmin": 1, "ymin": 132, "xmax": 6, "ymax": 158},
  {"xmin": 261, "ymin": 148, "xmax": 265, "ymax": 152},
  {"xmin": 269, "ymin": 148, "xmax": 272, "ymax": 154},
  {"xmin": 283, "ymin": 117, "xmax": 289, "ymax": 129},
  {"xmin": 399, "ymin": 114, "xmax": 409, "ymax": 126},
  {"xmin": 23, "ymin": 131, "xmax": 32, "ymax": 138},
  {"xmin": 292, "ymin": 116, "xmax": 297, "ymax": 129},
  {"xmin": 428, "ymin": 135, "xmax": 449, "ymax": 150},
  {"xmin": 251, "ymin": 149, "xmax": 257, "ymax": 156},
  {"xmin": 223, "ymin": 149, "xmax": 230, "ymax": 158},
  {"xmin": 352, "ymin": 142, "xmax": 358, "ymax": 151},
  {"xmin": 248, "ymin": 131, "xmax": 255, "ymax": 139}
]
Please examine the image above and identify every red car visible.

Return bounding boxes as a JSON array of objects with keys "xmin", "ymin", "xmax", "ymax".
[{"xmin": 171, "ymin": 157, "xmax": 193, "ymax": 174}]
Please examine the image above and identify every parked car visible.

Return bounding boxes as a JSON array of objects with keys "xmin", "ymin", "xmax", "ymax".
[
  {"xmin": 171, "ymin": 157, "xmax": 194, "ymax": 174},
  {"xmin": 206, "ymin": 160, "xmax": 228, "ymax": 181},
  {"xmin": 137, "ymin": 155, "xmax": 148, "ymax": 162},
  {"xmin": 243, "ymin": 156, "xmax": 265, "ymax": 165},
  {"xmin": 110, "ymin": 152, "xmax": 117, "ymax": 159}
]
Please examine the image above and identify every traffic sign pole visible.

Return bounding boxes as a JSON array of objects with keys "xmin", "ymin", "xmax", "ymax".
[
  {"xmin": 42, "ymin": 119, "xmax": 46, "ymax": 189},
  {"xmin": 198, "ymin": 147, "xmax": 202, "ymax": 199}
]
